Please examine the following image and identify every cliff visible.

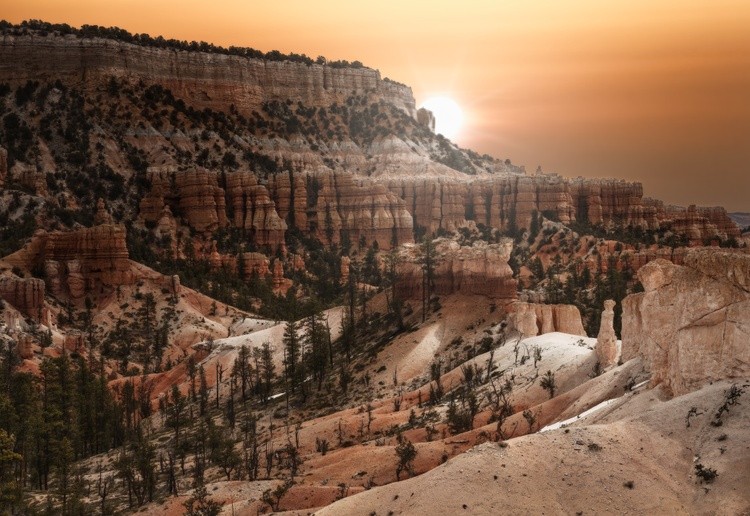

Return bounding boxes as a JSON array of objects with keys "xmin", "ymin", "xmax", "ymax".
[
  {"xmin": 385, "ymin": 175, "xmax": 738, "ymax": 240},
  {"xmin": 621, "ymin": 249, "xmax": 750, "ymax": 395},
  {"xmin": 0, "ymin": 33, "xmax": 416, "ymax": 118}
]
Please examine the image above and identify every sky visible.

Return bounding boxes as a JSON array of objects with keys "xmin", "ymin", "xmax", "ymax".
[{"xmin": 6, "ymin": 1, "xmax": 750, "ymax": 211}]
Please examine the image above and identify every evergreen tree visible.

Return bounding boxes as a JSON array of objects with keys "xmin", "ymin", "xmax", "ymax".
[
  {"xmin": 0, "ymin": 429, "xmax": 23, "ymax": 513},
  {"xmin": 305, "ymin": 310, "xmax": 330, "ymax": 390},
  {"xmin": 419, "ymin": 237, "xmax": 436, "ymax": 322},
  {"xmin": 283, "ymin": 319, "xmax": 302, "ymax": 394}
]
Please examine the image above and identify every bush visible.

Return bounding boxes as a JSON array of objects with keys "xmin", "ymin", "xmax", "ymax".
[{"xmin": 694, "ymin": 463, "xmax": 718, "ymax": 483}]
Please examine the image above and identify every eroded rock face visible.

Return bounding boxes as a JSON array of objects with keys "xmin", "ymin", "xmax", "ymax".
[
  {"xmin": 225, "ymin": 172, "xmax": 287, "ymax": 248},
  {"xmin": 340, "ymin": 256, "xmax": 351, "ymax": 285},
  {"xmin": 0, "ymin": 275, "xmax": 45, "ymax": 319},
  {"xmin": 664, "ymin": 204, "xmax": 741, "ymax": 243},
  {"xmin": 416, "ymin": 108, "xmax": 435, "ymax": 132},
  {"xmin": 94, "ymin": 198, "xmax": 113, "ymax": 225},
  {"xmin": 384, "ymin": 174, "xmax": 737, "ymax": 241},
  {"xmin": 505, "ymin": 301, "xmax": 586, "ymax": 337},
  {"xmin": 596, "ymin": 299, "xmax": 619, "ymax": 368},
  {"xmin": 394, "ymin": 239, "xmax": 517, "ymax": 299},
  {"xmin": 304, "ymin": 171, "xmax": 413, "ymax": 249},
  {"xmin": 0, "ymin": 34, "xmax": 417, "ymax": 118},
  {"xmin": 3, "ymin": 224, "xmax": 134, "ymax": 301},
  {"xmin": 16, "ymin": 334, "xmax": 35, "ymax": 360},
  {"xmin": 241, "ymin": 252, "xmax": 271, "ymax": 279},
  {"xmin": 622, "ymin": 251, "xmax": 750, "ymax": 395},
  {"xmin": 11, "ymin": 162, "xmax": 47, "ymax": 195}
]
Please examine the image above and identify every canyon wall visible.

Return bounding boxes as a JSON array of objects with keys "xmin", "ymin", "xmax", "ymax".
[
  {"xmin": 0, "ymin": 33, "xmax": 416, "ymax": 117},
  {"xmin": 139, "ymin": 168, "xmax": 415, "ymax": 251},
  {"xmin": 394, "ymin": 239, "xmax": 517, "ymax": 299},
  {"xmin": 384, "ymin": 175, "xmax": 738, "ymax": 241},
  {"xmin": 137, "ymin": 167, "xmax": 739, "ymax": 253},
  {"xmin": 621, "ymin": 249, "xmax": 750, "ymax": 395}
]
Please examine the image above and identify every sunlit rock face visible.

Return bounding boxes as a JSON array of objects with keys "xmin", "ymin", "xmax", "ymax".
[
  {"xmin": 622, "ymin": 249, "xmax": 750, "ymax": 395},
  {"xmin": 505, "ymin": 301, "xmax": 586, "ymax": 337}
]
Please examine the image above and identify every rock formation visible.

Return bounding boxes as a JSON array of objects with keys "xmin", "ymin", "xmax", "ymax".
[
  {"xmin": 241, "ymin": 253, "xmax": 271, "ymax": 279},
  {"xmin": 596, "ymin": 299, "xmax": 619, "ymax": 368},
  {"xmin": 225, "ymin": 171, "xmax": 287, "ymax": 248},
  {"xmin": 93, "ymin": 198, "xmax": 113, "ymax": 225},
  {"xmin": 11, "ymin": 162, "xmax": 47, "ymax": 195},
  {"xmin": 622, "ymin": 250, "xmax": 750, "ymax": 395},
  {"xmin": 303, "ymin": 171, "xmax": 413, "ymax": 249},
  {"xmin": 141, "ymin": 168, "xmax": 737, "ymax": 252},
  {"xmin": 0, "ymin": 33, "xmax": 417, "ymax": 118},
  {"xmin": 384, "ymin": 175, "xmax": 738, "ymax": 240},
  {"xmin": 505, "ymin": 302, "xmax": 586, "ymax": 337},
  {"xmin": 394, "ymin": 239, "xmax": 517, "ymax": 299},
  {"xmin": 16, "ymin": 334, "xmax": 35, "ymax": 360},
  {"xmin": 3, "ymin": 224, "xmax": 134, "ymax": 301},
  {"xmin": 416, "ymin": 108, "xmax": 435, "ymax": 132},
  {"xmin": 0, "ymin": 275, "xmax": 45, "ymax": 319}
]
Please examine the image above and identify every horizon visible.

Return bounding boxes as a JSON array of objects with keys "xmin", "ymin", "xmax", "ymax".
[{"xmin": 4, "ymin": 1, "xmax": 750, "ymax": 212}]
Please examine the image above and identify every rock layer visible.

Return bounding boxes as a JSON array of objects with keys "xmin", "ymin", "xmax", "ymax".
[
  {"xmin": 0, "ymin": 275, "xmax": 45, "ymax": 319},
  {"xmin": 622, "ymin": 250, "xmax": 750, "ymax": 395},
  {"xmin": 0, "ymin": 34, "xmax": 417, "ymax": 118},
  {"xmin": 394, "ymin": 239, "xmax": 517, "ymax": 299},
  {"xmin": 3, "ymin": 224, "xmax": 134, "ymax": 300}
]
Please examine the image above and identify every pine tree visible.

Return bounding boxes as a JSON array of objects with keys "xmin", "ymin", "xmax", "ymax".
[
  {"xmin": 305, "ymin": 311, "xmax": 330, "ymax": 390},
  {"xmin": 283, "ymin": 319, "xmax": 301, "ymax": 394},
  {"xmin": 0, "ymin": 429, "xmax": 23, "ymax": 513},
  {"xmin": 419, "ymin": 236, "xmax": 436, "ymax": 321},
  {"xmin": 259, "ymin": 342, "xmax": 275, "ymax": 404}
]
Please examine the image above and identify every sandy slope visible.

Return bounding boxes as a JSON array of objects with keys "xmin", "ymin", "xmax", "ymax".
[{"xmin": 316, "ymin": 380, "xmax": 750, "ymax": 516}]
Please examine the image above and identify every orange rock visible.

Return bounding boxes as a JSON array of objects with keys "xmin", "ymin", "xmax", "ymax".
[
  {"xmin": 3, "ymin": 224, "xmax": 134, "ymax": 301},
  {"xmin": 94, "ymin": 198, "xmax": 113, "ymax": 225},
  {"xmin": 0, "ymin": 275, "xmax": 45, "ymax": 320},
  {"xmin": 0, "ymin": 33, "xmax": 417, "ymax": 118}
]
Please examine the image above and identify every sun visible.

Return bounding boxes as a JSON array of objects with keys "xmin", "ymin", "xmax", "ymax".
[{"xmin": 420, "ymin": 96, "xmax": 463, "ymax": 140}]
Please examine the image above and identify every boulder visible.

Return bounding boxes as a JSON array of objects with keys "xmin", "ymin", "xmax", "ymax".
[
  {"xmin": 622, "ymin": 250, "xmax": 750, "ymax": 395},
  {"xmin": 506, "ymin": 302, "xmax": 586, "ymax": 337}
]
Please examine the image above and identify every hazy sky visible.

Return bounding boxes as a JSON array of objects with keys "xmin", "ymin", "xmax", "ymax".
[{"xmin": 6, "ymin": 1, "xmax": 750, "ymax": 211}]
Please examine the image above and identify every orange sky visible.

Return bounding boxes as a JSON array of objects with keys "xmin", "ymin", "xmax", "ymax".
[{"xmin": 6, "ymin": 0, "xmax": 750, "ymax": 211}]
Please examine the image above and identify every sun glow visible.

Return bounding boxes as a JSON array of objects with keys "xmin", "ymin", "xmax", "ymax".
[{"xmin": 420, "ymin": 96, "xmax": 463, "ymax": 140}]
